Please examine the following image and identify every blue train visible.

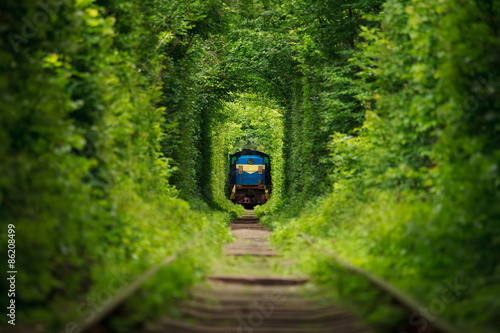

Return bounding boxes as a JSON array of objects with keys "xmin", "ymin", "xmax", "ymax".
[{"xmin": 227, "ymin": 149, "xmax": 272, "ymax": 207}]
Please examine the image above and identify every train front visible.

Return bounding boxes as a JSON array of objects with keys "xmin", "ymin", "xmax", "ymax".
[{"xmin": 228, "ymin": 152, "xmax": 271, "ymax": 208}]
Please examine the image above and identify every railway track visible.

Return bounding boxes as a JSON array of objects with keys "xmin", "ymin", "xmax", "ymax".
[
  {"xmin": 79, "ymin": 210, "xmax": 460, "ymax": 333},
  {"xmin": 148, "ymin": 210, "xmax": 371, "ymax": 333}
]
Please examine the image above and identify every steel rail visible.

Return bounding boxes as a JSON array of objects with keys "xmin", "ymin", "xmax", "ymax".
[
  {"xmin": 300, "ymin": 232, "xmax": 461, "ymax": 333},
  {"xmin": 79, "ymin": 229, "xmax": 209, "ymax": 333}
]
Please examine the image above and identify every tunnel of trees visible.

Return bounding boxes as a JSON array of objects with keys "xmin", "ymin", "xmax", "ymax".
[{"xmin": 1, "ymin": 0, "xmax": 499, "ymax": 332}]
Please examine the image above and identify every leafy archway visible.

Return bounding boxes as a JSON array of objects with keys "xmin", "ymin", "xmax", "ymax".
[{"xmin": 209, "ymin": 93, "xmax": 285, "ymax": 211}]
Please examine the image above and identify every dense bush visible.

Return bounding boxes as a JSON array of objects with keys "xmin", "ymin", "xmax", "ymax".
[
  {"xmin": 0, "ymin": 0, "xmax": 231, "ymax": 329},
  {"xmin": 269, "ymin": 0, "xmax": 500, "ymax": 331}
]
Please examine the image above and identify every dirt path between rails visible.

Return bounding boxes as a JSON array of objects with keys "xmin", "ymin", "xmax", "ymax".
[{"xmin": 147, "ymin": 210, "xmax": 372, "ymax": 333}]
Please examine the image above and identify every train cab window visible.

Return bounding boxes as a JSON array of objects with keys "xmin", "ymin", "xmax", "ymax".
[
  {"xmin": 231, "ymin": 157, "xmax": 237, "ymax": 164},
  {"xmin": 264, "ymin": 157, "xmax": 269, "ymax": 166}
]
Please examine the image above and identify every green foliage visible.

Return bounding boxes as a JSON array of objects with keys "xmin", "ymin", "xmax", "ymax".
[
  {"xmin": 0, "ymin": 0, "xmax": 231, "ymax": 329},
  {"xmin": 149, "ymin": 0, "xmax": 228, "ymax": 200},
  {"xmin": 270, "ymin": 0, "xmax": 500, "ymax": 332},
  {"xmin": 279, "ymin": 0, "xmax": 383, "ymax": 205}
]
